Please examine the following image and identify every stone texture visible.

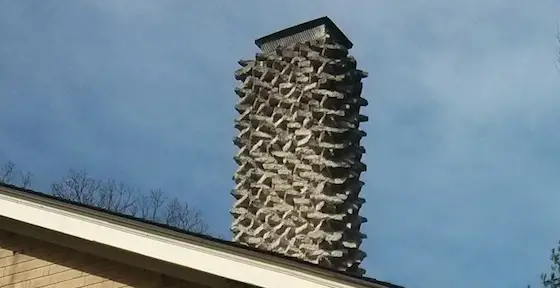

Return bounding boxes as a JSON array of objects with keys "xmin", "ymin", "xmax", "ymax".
[{"xmin": 231, "ymin": 29, "xmax": 369, "ymax": 276}]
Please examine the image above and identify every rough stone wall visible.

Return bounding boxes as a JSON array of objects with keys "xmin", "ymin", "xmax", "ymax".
[{"xmin": 231, "ymin": 35, "xmax": 368, "ymax": 276}]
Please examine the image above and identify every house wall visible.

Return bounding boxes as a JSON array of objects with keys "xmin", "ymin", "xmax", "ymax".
[{"xmin": 0, "ymin": 229, "xmax": 207, "ymax": 288}]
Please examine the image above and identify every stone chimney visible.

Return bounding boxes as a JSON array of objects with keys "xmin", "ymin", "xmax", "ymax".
[{"xmin": 231, "ymin": 16, "xmax": 368, "ymax": 276}]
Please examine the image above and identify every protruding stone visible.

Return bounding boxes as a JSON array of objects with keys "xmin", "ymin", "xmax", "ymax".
[{"xmin": 231, "ymin": 17, "xmax": 368, "ymax": 277}]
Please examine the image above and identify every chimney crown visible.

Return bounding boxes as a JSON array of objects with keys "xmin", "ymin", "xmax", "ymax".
[{"xmin": 254, "ymin": 16, "xmax": 353, "ymax": 52}]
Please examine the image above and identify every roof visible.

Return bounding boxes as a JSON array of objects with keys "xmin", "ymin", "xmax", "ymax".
[{"xmin": 0, "ymin": 182, "xmax": 402, "ymax": 288}]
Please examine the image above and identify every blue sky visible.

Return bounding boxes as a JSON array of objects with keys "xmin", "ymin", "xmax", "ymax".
[{"xmin": 1, "ymin": 1, "xmax": 560, "ymax": 287}]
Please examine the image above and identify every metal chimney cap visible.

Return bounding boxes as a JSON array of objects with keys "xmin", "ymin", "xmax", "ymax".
[{"xmin": 254, "ymin": 16, "xmax": 353, "ymax": 52}]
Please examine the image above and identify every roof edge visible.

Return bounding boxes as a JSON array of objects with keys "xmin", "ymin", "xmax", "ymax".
[{"xmin": 0, "ymin": 184, "xmax": 402, "ymax": 288}]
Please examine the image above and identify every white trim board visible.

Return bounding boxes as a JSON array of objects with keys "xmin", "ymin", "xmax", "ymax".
[{"xmin": 0, "ymin": 189, "xmax": 387, "ymax": 288}]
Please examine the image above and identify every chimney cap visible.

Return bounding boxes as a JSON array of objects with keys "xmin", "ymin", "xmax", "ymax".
[{"xmin": 254, "ymin": 16, "xmax": 353, "ymax": 52}]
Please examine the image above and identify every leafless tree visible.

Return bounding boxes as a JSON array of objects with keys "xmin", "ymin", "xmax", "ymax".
[
  {"xmin": 51, "ymin": 169, "xmax": 208, "ymax": 234},
  {"xmin": 0, "ymin": 161, "xmax": 32, "ymax": 188},
  {"xmin": 1, "ymin": 162, "xmax": 208, "ymax": 234}
]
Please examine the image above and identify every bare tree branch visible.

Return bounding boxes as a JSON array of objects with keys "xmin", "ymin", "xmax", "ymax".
[
  {"xmin": 51, "ymin": 169, "xmax": 101, "ymax": 206},
  {"xmin": 0, "ymin": 161, "xmax": 15, "ymax": 184},
  {"xmin": 20, "ymin": 171, "xmax": 32, "ymax": 189},
  {"xmin": 97, "ymin": 179, "xmax": 137, "ymax": 214},
  {"xmin": 0, "ymin": 161, "xmax": 33, "ymax": 188},
  {"xmin": 49, "ymin": 167, "xmax": 208, "ymax": 234},
  {"xmin": 0, "ymin": 161, "xmax": 208, "ymax": 234},
  {"xmin": 163, "ymin": 197, "xmax": 208, "ymax": 233}
]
